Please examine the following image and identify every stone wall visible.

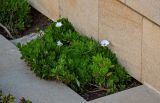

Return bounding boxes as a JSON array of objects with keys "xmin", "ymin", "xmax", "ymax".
[
  {"xmin": 28, "ymin": 0, "xmax": 160, "ymax": 92},
  {"xmin": 28, "ymin": 0, "xmax": 59, "ymax": 20},
  {"xmin": 119, "ymin": 0, "xmax": 160, "ymax": 26},
  {"xmin": 99, "ymin": 0, "xmax": 143, "ymax": 81},
  {"xmin": 60, "ymin": 0, "xmax": 99, "ymax": 39},
  {"xmin": 142, "ymin": 18, "xmax": 160, "ymax": 91}
]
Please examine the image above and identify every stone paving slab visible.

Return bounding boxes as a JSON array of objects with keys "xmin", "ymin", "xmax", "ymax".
[
  {"xmin": 0, "ymin": 35, "xmax": 87, "ymax": 103},
  {"xmin": 10, "ymin": 32, "xmax": 43, "ymax": 45},
  {"xmin": 89, "ymin": 85, "xmax": 160, "ymax": 103}
]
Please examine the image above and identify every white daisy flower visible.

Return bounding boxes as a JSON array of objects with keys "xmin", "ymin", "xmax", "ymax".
[
  {"xmin": 55, "ymin": 22, "xmax": 63, "ymax": 27},
  {"xmin": 100, "ymin": 40, "xmax": 110, "ymax": 47},
  {"xmin": 57, "ymin": 40, "xmax": 63, "ymax": 46}
]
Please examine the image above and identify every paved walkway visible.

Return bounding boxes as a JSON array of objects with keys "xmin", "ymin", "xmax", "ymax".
[{"xmin": 1, "ymin": 34, "xmax": 160, "ymax": 103}]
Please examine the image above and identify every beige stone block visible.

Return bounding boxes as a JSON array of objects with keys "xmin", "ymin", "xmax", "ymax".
[
  {"xmin": 28, "ymin": 0, "xmax": 60, "ymax": 20},
  {"xmin": 99, "ymin": 0, "xmax": 143, "ymax": 81},
  {"xmin": 119, "ymin": 0, "xmax": 125, "ymax": 3},
  {"xmin": 60, "ymin": 0, "xmax": 98, "ymax": 40},
  {"xmin": 142, "ymin": 18, "xmax": 160, "ymax": 91},
  {"xmin": 124, "ymin": 0, "xmax": 160, "ymax": 26}
]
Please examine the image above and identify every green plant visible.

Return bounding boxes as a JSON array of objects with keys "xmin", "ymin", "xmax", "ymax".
[
  {"xmin": 18, "ymin": 18, "xmax": 131, "ymax": 94},
  {"xmin": 0, "ymin": 90, "xmax": 32, "ymax": 103},
  {"xmin": 0, "ymin": 0, "xmax": 31, "ymax": 37},
  {"xmin": 0, "ymin": 94, "xmax": 15, "ymax": 103},
  {"xmin": 20, "ymin": 97, "xmax": 32, "ymax": 103}
]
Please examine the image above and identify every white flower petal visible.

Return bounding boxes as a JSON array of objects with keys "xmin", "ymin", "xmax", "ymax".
[
  {"xmin": 100, "ymin": 40, "xmax": 110, "ymax": 47},
  {"xmin": 57, "ymin": 40, "xmax": 63, "ymax": 46},
  {"xmin": 56, "ymin": 22, "xmax": 63, "ymax": 27}
]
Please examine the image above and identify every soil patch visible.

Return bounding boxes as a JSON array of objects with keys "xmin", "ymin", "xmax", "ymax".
[
  {"xmin": 0, "ymin": 7, "xmax": 52, "ymax": 40},
  {"xmin": 21, "ymin": 8, "xmax": 52, "ymax": 37},
  {"xmin": 80, "ymin": 78, "xmax": 142, "ymax": 101}
]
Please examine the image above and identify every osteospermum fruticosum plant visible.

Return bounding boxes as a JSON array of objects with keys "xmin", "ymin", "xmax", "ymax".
[{"xmin": 18, "ymin": 18, "xmax": 131, "ymax": 94}]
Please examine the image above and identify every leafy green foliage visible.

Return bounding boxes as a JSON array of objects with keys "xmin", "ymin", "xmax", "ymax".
[
  {"xmin": 0, "ymin": 90, "xmax": 31, "ymax": 103},
  {"xmin": 0, "ymin": 0, "xmax": 31, "ymax": 36},
  {"xmin": 20, "ymin": 97, "xmax": 32, "ymax": 103},
  {"xmin": 0, "ymin": 90, "xmax": 15, "ymax": 103},
  {"xmin": 18, "ymin": 18, "xmax": 131, "ymax": 94}
]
